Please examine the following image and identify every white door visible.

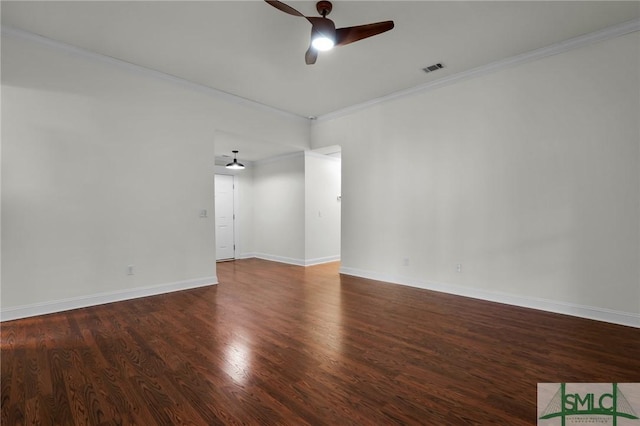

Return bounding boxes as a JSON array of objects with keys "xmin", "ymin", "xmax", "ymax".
[{"xmin": 215, "ymin": 174, "xmax": 235, "ymax": 261}]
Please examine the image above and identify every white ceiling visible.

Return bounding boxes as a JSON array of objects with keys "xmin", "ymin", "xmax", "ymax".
[{"xmin": 2, "ymin": 1, "xmax": 639, "ymax": 160}]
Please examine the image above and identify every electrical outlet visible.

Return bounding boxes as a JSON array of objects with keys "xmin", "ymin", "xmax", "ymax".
[
  {"xmin": 403, "ymin": 258, "xmax": 410, "ymax": 266},
  {"xmin": 456, "ymin": 264, "xmax": 462, "ymax": 273},
  {"xmin": 127, "ymin": 265, "xmax": 134, "ymax": 275}
]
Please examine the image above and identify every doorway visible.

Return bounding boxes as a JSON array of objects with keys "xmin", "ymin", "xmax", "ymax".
[{"xmin": 215, "ymin": 174, "xmax": 235, "ymax": 261}]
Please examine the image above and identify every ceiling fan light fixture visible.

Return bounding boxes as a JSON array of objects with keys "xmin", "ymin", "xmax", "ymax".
[
  {"xmin": 226, "ymin": 150, "xmax": 245, "ymax": 170},
  {"xmin": 312, "ymin": 34, "xmax": 335, "ymax": 51}
]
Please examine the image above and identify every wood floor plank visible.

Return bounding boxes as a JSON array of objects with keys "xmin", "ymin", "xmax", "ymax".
[{"xmin": 2, "ymin": 258, "xmax": 639, "ymax": 424}]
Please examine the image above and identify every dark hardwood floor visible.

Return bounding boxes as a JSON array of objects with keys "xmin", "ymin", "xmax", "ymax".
[{"xmin": 2, "ymin": 258, "xmax": 639, "ymax": 425}]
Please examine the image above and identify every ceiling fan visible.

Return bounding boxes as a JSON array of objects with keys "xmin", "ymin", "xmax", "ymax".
[{"xmin": 265, "ymin": 0, "xmax": 394, "ymax": 65}]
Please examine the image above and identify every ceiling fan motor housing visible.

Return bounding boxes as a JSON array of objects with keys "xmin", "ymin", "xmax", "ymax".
[
  {"xmin": 312, "ymin": 18, "xmax": 336, "ymax": 38},
  {"xmin": 316, "ymin": 1, "xmax": 333, "ymax": 17}
]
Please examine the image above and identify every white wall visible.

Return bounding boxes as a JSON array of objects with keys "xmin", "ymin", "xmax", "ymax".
[
  {"xmin": 305, "ymin": 153, "xmax": 341, "ymax": 264},
  {"xmin": 311, "ymin": 32, "xmax": 640, "ymax": 326},
  {"xmin": 252, "ymin": 154, "xmax": 306, "ymax": 264},
  {"xmin": 1, "ymin": 32, "xmax": 308, "ymax": 320},
  {"xmin": 223, "ymin": 151, "xmax": 341, "ymax": 266},
  {"xmin": 4, "ymin": 22, "xmax": 637, "ymax": 327},
  {"xmin": 250, "ymin": 151, "xmax": 341, "ymax": 266}
]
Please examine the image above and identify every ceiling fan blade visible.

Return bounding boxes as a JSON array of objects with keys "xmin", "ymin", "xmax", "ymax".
[
  {"xmin": 335, "ymin": 21, "xmax": 394, "ymax": 47},
  {"xmin": 306, "ymin": 16, "xmax": 328, "ymax": 26},
  {"xmin": 305, "ymin": 46, "xmax": 318, "ymax": 65},
  {"xmin": 264, "ymin": 0, "xmax": 305, "ymax": 17},
  {"xmin": 264, "ymin": 1, "xmax": 324, "ymax": 27}
]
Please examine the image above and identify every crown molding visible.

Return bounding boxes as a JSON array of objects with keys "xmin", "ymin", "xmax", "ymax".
[
  {"xmin": 1, "ymin": 26, "xmax": 308, "ymax": 124},
  {"xmin": 304, "ymin": 150, "xmax": 341, "ymax": 162},
  {"xmin": 318, "ymin": 18, "xmax": 640, "ymax": 122},
  {"xmin": 3, "ymin": 18, "xmax": 638, "ymax": 125},
  {"xmin": 251, "ymin": 149, "xmax": 341, "ymax": 166},
  {"xmin": 253, "ymin": 150, "xmax": 305, "ymax": 166}
]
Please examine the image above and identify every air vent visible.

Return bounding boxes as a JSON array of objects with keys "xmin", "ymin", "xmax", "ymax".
[{"xmin": 422, "ymin": 63, "xmax": 444, "ymax": 74}]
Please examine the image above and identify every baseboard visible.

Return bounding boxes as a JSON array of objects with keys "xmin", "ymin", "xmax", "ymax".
[
  {"xmin": 252, "ymin": 253, "xmax": 306, "ymax": 266},
  {"xmin": 304, "ymin": 255, "xmax": 340, "ymax": 266},
  {"xmin": 241, "ymin": 253, "xmax": 340, "ymax": 267},
  {"xmin": 237, "ymin": 252, "xmax": 258, "ymax": 260},
  {"xmin": 0, "ymin": 276, "xmax": 218, "ymax": 322},
  {"xmin": 339, "ymin": 266, "xmax": 640, "ymax": 328}
]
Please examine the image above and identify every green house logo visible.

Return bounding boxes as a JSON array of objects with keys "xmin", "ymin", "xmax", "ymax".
[{"xmin": 539, "ymin": 383, "xmax": 639, "ymax": 425}]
